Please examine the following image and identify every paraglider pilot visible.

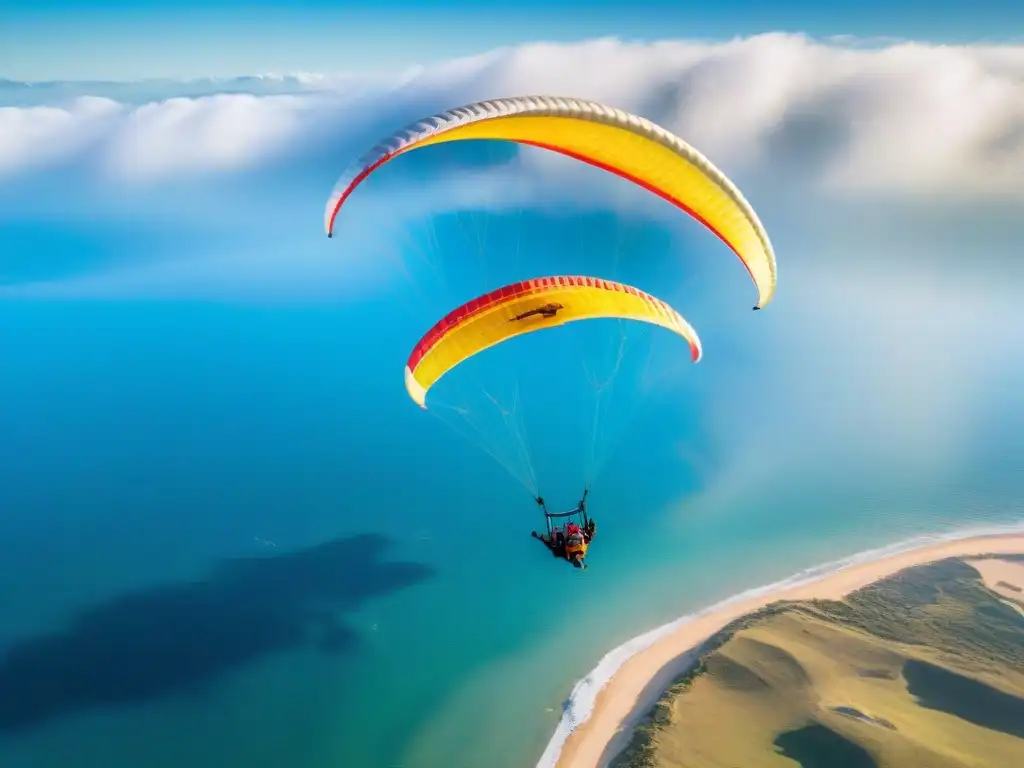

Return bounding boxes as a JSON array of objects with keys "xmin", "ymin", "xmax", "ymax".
[{"xmin": 531, "ymin": 491, "xmax": 595, "ymax": 569}]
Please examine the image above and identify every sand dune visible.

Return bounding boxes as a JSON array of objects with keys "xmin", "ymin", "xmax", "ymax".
[{"xmin": 552, "ymin": 532, "xmax": 1024, "ymax": 768}]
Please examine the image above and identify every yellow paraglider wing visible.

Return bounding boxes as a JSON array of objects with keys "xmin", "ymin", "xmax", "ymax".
[
  {"xmin": 325, "ymin": 97, "xmax": 777, "ymax": 309},
  {"xmin": 404, "ymin": 275, "xmax": 702, "ymax": 409}
]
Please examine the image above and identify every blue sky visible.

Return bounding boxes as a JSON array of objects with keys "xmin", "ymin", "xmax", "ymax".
[{"xmin": 4, "ymin": 0, "xmax": 1024, "ymax": 80}]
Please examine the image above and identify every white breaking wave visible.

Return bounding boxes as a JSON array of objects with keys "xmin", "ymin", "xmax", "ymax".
[{"xmin": 535, "ymin": 520, "xmax": 1024, "ymax": 768}]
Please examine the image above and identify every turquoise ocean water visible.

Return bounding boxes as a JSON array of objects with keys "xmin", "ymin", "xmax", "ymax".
[{"xmin": 1, "ymin": 144, "xmax": 1021, "ymax": 768}]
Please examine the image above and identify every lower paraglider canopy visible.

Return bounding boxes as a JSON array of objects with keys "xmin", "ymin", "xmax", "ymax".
[{"xmin": 405, "ymin": 275, "xmax": 703, "ymax": 409}]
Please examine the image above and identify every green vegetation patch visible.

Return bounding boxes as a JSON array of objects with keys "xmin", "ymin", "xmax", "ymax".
[{"xmin": 801, "ymin": 558, "xmax": 1024, "ymax": 672}]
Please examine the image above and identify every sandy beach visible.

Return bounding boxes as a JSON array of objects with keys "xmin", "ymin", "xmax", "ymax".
[
  {"xmin": 551, "ymin": 532, "xmax": 1024, "ymax": 768},
  {"xmin": 966, "ymin": 556, "xmax": 1024, "ymax": 602}
]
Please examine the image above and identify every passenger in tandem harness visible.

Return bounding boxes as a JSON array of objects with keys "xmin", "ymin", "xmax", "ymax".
[{"xmin": 530, "ymin": 489, "xmax": 596, "ymax": 570}]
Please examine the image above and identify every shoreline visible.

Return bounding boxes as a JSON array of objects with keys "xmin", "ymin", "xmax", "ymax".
[{"xmin": 536, "ymin": 523, "xmax": 1024, "ymax": 768}]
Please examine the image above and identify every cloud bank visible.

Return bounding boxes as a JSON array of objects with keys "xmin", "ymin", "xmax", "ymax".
[{"xmin": 2, "ymin": 34, "xmax": 1023, "ymax": 195}]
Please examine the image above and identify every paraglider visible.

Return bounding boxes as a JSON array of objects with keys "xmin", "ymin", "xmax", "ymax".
[
  {"xmin": 323, "ymin": 96, "xmax": 777, "ymax": 310},
  {"xmin": 531, "ymin": 490, "xmax": 595, "ymax": 569},
  {"xmin": 322, "ymin": 96, "xmax": 778, "ymax": 569},
  {"xmin": 404, "ymin": 275, "xmax": 702, "ymax": 410},
  {"xmin": 403, "ymin": 274, "xmax": 700, "ymax": 572}
]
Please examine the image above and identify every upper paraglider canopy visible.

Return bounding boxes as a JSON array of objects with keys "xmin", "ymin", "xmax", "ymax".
[
  {"xmin": 324, "ymin": 96, "xmax": 777, "ymax": 309},
  {"xmin": 404, "ymin": 275, "xmax": 702, "ymax": 409}
]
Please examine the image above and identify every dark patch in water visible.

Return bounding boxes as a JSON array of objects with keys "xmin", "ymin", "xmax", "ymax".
[
  {"xmin": 903, "ymin": 659, "xmax": 1024, "ymax": 738},
  {"xmin": 0, "ymin": 534, "xmax": 433, "ymax": 735},
  {"xmin": 831, "ymin": 706, "xmax": 896, "ymax": 730},
  {"xmin": 997, "ymin": 580, "xmax": 1022, "ymax": 593},
  {"xmin": 774, "ymin": 723, "xmax": 877, "ymax": 768}
]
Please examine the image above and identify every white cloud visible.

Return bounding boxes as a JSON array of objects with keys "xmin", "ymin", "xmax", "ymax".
[
  {"xmin": 1, "ymin": 34, "xmax": 1023, "ymax": 197},
  {"xmin": 103, "ymin": 93, "xmax": 316, "ymax": 179},
  {"xmin": 0, "ymin": 96, "xmax": 122, "ymax": 175}
]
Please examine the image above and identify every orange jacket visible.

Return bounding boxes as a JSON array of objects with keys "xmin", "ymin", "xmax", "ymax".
[{"xmin": 565, "ymin": 532, "xmax": 587, "ymax": 557}]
